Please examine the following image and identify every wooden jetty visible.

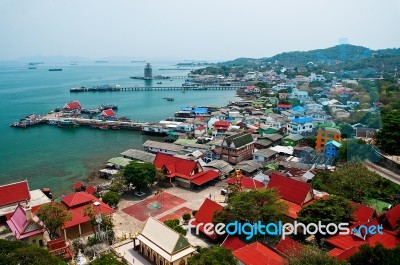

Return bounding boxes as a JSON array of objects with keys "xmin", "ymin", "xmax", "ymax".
[{"xmin": 70, "ymin": 85, "xmax": 244, "ymax": 93}]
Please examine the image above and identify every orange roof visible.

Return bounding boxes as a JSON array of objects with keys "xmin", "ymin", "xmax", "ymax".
[
  {"xmin": 62, "ymin": 192, "xmax": 92, "ymax": 208},
  {"xmin": 233, "ymin": 242, "xmax": 286, "ymax": 265},
  {"xmin": 0, "ymin": 180, "xmax": 30, "ymax": 207}
]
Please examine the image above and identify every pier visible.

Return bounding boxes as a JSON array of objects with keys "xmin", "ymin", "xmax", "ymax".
[{"xmin": 70, "ymin": 85, "xmax": 244, "ymax": 92}]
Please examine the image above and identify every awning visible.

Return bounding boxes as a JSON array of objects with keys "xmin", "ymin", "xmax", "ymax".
[{"xmin": 191, "ymin": 171, "xmax": 219, "ymax": 186}]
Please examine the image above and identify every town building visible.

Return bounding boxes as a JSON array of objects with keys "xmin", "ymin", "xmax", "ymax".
[
  {"xmin": 233, "ymin": 242, "xmax": 286, "ymax": 265},
  {"xmin": 137, "ymin": 217, "xmax": 196, "ymax": 265},
  {"xmin": 309, "ymin": 73, "xmax": 326, "ymax": 82},
  {"xmin": 143, "ymin": 140, "xmax": 183, "ymax": 155},
  {"xmin": 253, "ymin": 149, "xmax": 278, "ymax": 163},
  {"xmin": 283, "ymin": 134, "xmax": 304, "ymax": 146},
  {"xmin": 315, "ymin": 127, "xmax": 341, "ymax": 152},
  {"xmin": 190, "ymin": 198, "xmax": 223, "ymax": 239},
  {"xmin": 214, "ymin": 132, "xmax": 255, "ymax": 164},
  {"xmin": 144, "ymin": 63, "xmax": 152, "ymax": 79},
  {"xmin": 325, "ymin": 140, "xmax": 342, "ymax": 159},
  {"xmin": 286, "ymin": 117, "xmax": 313, "ymax": 135}
]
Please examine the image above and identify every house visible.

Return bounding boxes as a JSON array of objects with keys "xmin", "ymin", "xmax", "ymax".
[
  {"xmin": 233, "ymin": 242, "xmax": 286, "ymax": 265},
  {"xmin": 213, "ymin": 120, "xmax": 231, "ymax": 132},
  {"xmin": 234, "ymin": 160, "xmax": 262, "ymax": 177},
  {"xmin": 355, "ymin": 128, "xmax": 377, "ymax": 139},
  {"xmin": 63, "ymin": 100, "xmax": 81, "ymax": 111},
  {"xmin": 137, "ymin": 217, "xmax": 196, "ymax": 265},
  {"xmin": 275, "ymin": 104, "xmax": 292, "ymax": 112},
  {"xmin": 280, "ymin": 110, "xmax": 303, "ymax": 121},
  {"xmin": 279, "ymin": 93, "xmax": 289, "ymax": 99},
  {"xmin": 106, "ymin": 157, "xmax": 132, "ymax": 169},
  {"xmin": 190, "ymin": 198, "xmax": 223, "ymax": 239},
  {"xmin": 315, "ymin": 127, "xmax": 341, "ymax": 152},
  {"xmin": 221, "ymin": 236, "xmax": 246, "ymax": 251},
  {"xmin": 202, "ymin": 160, "xmax": 234, "ymax": 178},
  {"xmin": 214, "ymin": 132, "xmax": 255, "ymax": 164},
  {"xmin": 0, "ymin": 180, "xmax": 51, "ymax": 223},
  {"xmin": 306, "ymin": 109, "xmax": 329, "ymax": 125},
  {"xmin": 121, "ymin": 149, "xmax": 156, "ymax": 163},
  {"xmin": 6, "ymin": 204, "xmax": 45, "ymax": 245},
  {"xmin": 143, "ymin": 140, "xmax": 183, "ymax": 155},
  {"xmin": 258, "ymin": 127, "xmax": 279, "ymax": 137},
  {"xmin": 286, "ymin": 117, "xmax": 313, "ymax": 135},
  {"xmin": 269, "ymin": 145, "xmax": 294, "ymax": 156},
  {"xmin": 325, "ymin": 140, "xmax": 342, "ymax": 159},
  {"xmin": 289, "ymin": 88, "xmax": 309, "ymax": 102},
  {"xmin": 291, "ymin": 106, "xmax": 306, "ymax": 113},
  {"xmin": 226, "ymin": 170, "xmax": 265, "ymax": 190},
  {"xmin": 253, "ymin": 149, "xmax": 278, "ymax": 163},
  {"xmin": 194, "ymin": 125, "xmax": 206, "ymax": 137},
  {"xmin": 254, "ymin": 138, "xmax": 273, "ymax": 149},
  {"xmin": 305, "ymin": 103, "xmax": 323, "ymax": 111},
  {"xmin": 60, "ymin": 192, "xmax": 115, "ymax": 240},
  {"xmin": 263, "ymin": 133, "xmax": 283, "ymax": 146},
  {"xmin": 153, "ymin": 153, "xmax": 219, "ymax": 188},
  {"xmin": 309, "ymin": 73, "xmax": 325, "ymax": 82},
  {"xmin": 283, "ymin": 134, "xmax": 304, "ymax": 146},
  {"xmin": 99, "ymin": 109, "xmax": 116, "ymax": 120}
]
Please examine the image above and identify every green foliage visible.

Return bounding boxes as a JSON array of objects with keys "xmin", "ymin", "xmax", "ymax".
[
  {"xmin": 164, "ymin": 219, "xmax": 187, "ymax": 236},
  {"xmin": 109, "ymin": 173, "xmax": 126, "ymax": 193},
  {"xmin": 90, "ymin": 253, "xmax": 126, "ymax": 265},
  {"xmin": 123, "ymin": 162, "xmax": 156, "ymax": 192},
  {"xmin": 0, "ymin": 239, "xmax": 64, "ymax": 265},
  {"xmin": 299, "ymin": 137, "xmax": 316, "ymax": 148},
  {"xmin": 338, "ymin": 123, "xmax": 354, "ymax": 138},
  {"xmin": 376, "ymin": 107, "xmax": 400, "ymax": 155},
  {"xmin": 102, "ymin": 191, "xmax": 120, "ymax": 207},
  {"xmin": 349, "ymin": 243, "xmax": 400, "ymax": 265},
  {"xmin": 297, "ymin": 196, "xmax": 354, "ymax": 242},
  {"xmin": 213, "ymin": 189, "xmax": 287, "ymax": 225},
  {"xmin": 311, "ymin": 162, "xmax": 400, "ymax": 203},
  {"xmin": 88, "ymin": 235, "xmax": 100, "ymax": 246},
  {"xmin": 287, "ymin": 245, "xmax": 349, "ymax": 265},
  {"xmin": 37, "ymin": 202, "xmax": 72, "ymax": 239},
  {"xmin": 188, "ymin": 246, "xmax": 237, "ymax": 265},
  {"xmin": 182, "ymin": 213, "xmax": 191, "ymax": 222}
]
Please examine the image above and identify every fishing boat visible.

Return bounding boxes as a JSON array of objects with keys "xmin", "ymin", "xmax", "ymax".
[
  {"xmin": 166, "ymin": 97, "xmax": 174, "ymax": 101},
  {"xmin": 49, "ymin": 68, "xmax": 62, "ymax": 71},
  {"xmin": 57, "ymin": 120, "xmax": 79, "ymax": 128}
]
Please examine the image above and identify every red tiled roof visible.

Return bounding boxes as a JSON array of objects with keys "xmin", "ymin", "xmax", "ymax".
[
  {"xmin": 47, "ymin": 238, "xmax": 68, "ymax": 251},
  {"xmin": 267, "ymin": 173, "xmax": 313, "ymax": 205},
  {"xmin": 328, "ymin": 246, "xmax": 359, "ymax": 261},
  {"xmin": 100, "ymin": 109, "xmax": 116, "ymax": 117},
  {"xmin": 192, "ymin": 198, "xmax": 223, "ymax": 239},
  {"xmin": 191, "ymin": 170, "xmax": 219, "ymax": 185},
  {"xmin": 61, "ymin": 192, "xmax": 93, "ymax": 208},
  {"xmin": 62, "ymin": 193, "xmax": 115, "ymax": 229},
  {"xmin": 233, "ymin": 242, "xmax": 286, "ymax": 265},
  {"xmin": 221, "ymin": 236, "xmax": 246, "ymax": 251},
  {"xmin": 65, "ymin": 101, "xmax": 81, "ymax": 110},
  {"xmin": 282, "ymin": 200, "xmax": 302, "ymax": 219},
  {"xmin": 214, "ymin": 121, "xmax": 231, "ymax": 127},
  {"xmin": 326, "ymin": 229, "xmax": 400, "ymax": 250},
  {"xmin": 226, "ymin": 176, "xmax": 265, "ymax": 190},
  {"xmin": 0, "ymin": 180, "xmax": 30, "ymax": 207},
  {"xmin": 154, "ymin": 153, "xmax": 200, "ymax": 179},
  {"xmin": 350, "ymin": 202, "xmax": 376, "ymax": 227},
  {"xmin": 74, "ymin": 181, "xmax": 83, "ymax": 189},
  {"xmin": 86, "ymin": 186, "xmax": 96, "ymax": 195},
  {"xmin": 275, "ymin": 237, "xmax": 302, "ymax": 257},
  {"xmin": 382, "ymin": 204, "xmax": 400, "ymax": 230},
  {"xmin": 196, "ymin": 125, "xmax": 206, "ymax": 131},
  {"xmin": 277, "ymin": 104, "xmax": 292, "ymax": 109}
]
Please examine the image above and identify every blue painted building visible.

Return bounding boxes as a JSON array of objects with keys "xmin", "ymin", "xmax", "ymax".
[{"xmin": 325, "ymin": 140, "xmax": 342, "ymax": 159}]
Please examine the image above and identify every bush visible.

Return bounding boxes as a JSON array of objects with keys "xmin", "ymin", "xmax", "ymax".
[
  {"xmin": 182, "ymin": 213, "xmax": 191, "ymax": 223},
  {"xmin": 88, "ymin": 235, "xmax": 99, "ymax": 246},
  {"xmin": 102, "ymin": 191, "xmax": 120, "ymax": 207}
]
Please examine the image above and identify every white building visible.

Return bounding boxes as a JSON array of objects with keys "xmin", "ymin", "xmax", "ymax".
[
  {"xmin": 286, "ymin": 117, "xmax": 313, "ymax": 134},
  {"xmin": 309, "ymin": 73, "xmax": 326, "ymax": 82}
]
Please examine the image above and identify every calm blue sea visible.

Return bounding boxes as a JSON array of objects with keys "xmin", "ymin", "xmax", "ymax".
[{"xmin": 0, "ymin": 61, "xmax": 238, "ymax": 195}]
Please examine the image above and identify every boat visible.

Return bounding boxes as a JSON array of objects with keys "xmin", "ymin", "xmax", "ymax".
[
  {"xmin": 57, "ymin": 120, "xmax": 79, "ymax": 128},
  {"xmin": 49, "ymin": 68, "xmax": 62, "ymax": 71},
  {"xmin": 166, "ymin": 97, "xmax": 174, "ymax": 101},
  {"xmin": 157, "ymin": 82, "xmax": 162, "ymax": 84},
  {"xmin": 28, "ymin": 66, "xmax": 37, "ymax": 69}
]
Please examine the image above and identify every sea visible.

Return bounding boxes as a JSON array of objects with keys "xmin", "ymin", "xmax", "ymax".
[{"xmin": 0, "ymin": 61, "xmax": 239, "ymax": 196}]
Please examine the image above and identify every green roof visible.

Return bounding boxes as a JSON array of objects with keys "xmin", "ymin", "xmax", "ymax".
[
  {"xmin": 107, "ymin": 157, "xmax": 132, "ymax": 167},
  {"xmin": 173, "ymin": 234, "xmax": 191, "ymax": 253},
  {"xmin": 174, "ymin": 139, "xmax": 197, "ymax": 145},
  {"xmin": 258, "ymin": 127, "xmax": 278, "ymax": 135},
  {"xmin": 224, "ymin": 132, "xmax": 254, "ymax": 148},
  {"xmin": 326, "ymin": 140, "xmax": 342, "ymax": 148},
  {"xmin": 365, "ymin": 198, "xmax": 392, "ymax": 214}
]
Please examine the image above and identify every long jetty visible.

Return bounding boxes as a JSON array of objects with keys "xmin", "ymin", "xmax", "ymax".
[{"xmin": 70, "ymin": 85, "xmax": 244, "ymax": 92}]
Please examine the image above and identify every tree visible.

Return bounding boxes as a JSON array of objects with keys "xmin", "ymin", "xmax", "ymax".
[
  {"xmin": 376, "ymin": 108, "xmax": 400, "ymax": 155},
  {"xmin": 213, "ymin": 189, "xmax": 287, "ymax": 226},
  {"xmin": 349, "ymin": 243, "xmax": 400, "ymax": 265},
  {"xmin": 188, "ymin": 246, "xmax": 237, "ymax": 265},
  {"xmin": 0, "ymin": 239, "xmax": 64, "ymax": 265},
  {"xmin": 123, "ymin": 162, "xmax": 156, "ymax": 192},
  {"xmin": 90, "ymin": 253, "xmax": 126, "ymax": 265},
  {"xmin": 164, "ymin": 219, "xmax": 187, "ymax": 236},
  {"xmin": 109, "ymin": 172, "xmax": 126, "ymax": 194},
  {"xmin": 102, "ymin": 191, "xmax": 120, "ymax": 207},
  {"xmin": 287, "ymin": 245, "xmax": 348, "ymax": 265},
  {"xmin": 338, "ymin": 123, "xmax": 354, "ymax": 138},
  {"xmin": 297, "ymin": 196, "xmax": 354, "ymax": 243},
  {"xmin": 37, "ymin": 202, "xmax": 72, "ymax": 239},
  {"xmin": 182, "ymin": 213, "xmax": 191, "ymax": 224}
]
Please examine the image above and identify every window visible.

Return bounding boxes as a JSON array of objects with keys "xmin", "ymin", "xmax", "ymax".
[{"xmin": 322, "ymin": 133, "xmax": 325, "ymax": 137}]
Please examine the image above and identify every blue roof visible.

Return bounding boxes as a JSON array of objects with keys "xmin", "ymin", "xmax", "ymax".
[
  {"xmin": 292, "ymin": 106, "xmax": 305, "ymax": 112},
  {"xmin": 326, "ymin": 140, "xmax": 342, "ymax": 148},
  {"xmin": 194, "ymin": 107, "xmax": 208, "ymax": 114},
  {"xmin": 292, "ymin": 117, "xmax": 312, "ymax": 123},
  {"xmin": 180, "ymin": 107, "xmax": 192, "ymax": 111}
]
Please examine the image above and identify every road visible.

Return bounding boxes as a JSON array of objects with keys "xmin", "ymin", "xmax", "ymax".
[{"xmin": 365, "ymin": 162, "xmax": 400, "ymax": 185}]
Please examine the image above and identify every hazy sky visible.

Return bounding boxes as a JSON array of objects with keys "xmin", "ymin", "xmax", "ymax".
[{"xmin": 0, "ymin": 0, "xmax": 399, "ymax": 61}]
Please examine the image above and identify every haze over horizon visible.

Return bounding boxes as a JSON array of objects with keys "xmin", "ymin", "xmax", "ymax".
[{"xmin": 1, "ymin": 0, "xmax": 399, "ymax": 62}]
